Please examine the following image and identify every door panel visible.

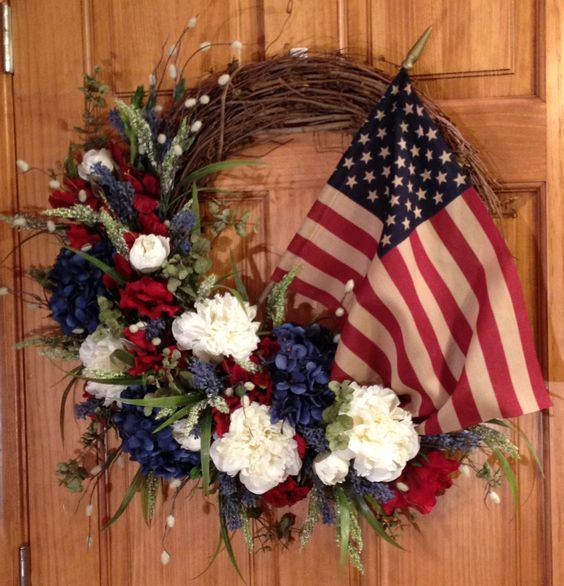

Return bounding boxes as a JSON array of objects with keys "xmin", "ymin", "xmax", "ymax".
[{"xmin": 3, "ymin": 0, "xmax": 559, "ymax": 584}]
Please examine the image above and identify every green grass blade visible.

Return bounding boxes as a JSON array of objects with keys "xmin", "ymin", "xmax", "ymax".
[
  {"xmin": 191, "ymin": 182, "xmax": 201, "ymax": 237},
  {"xmin": 335, "ymin": 487, "xmax": 351, "ymax": 572},
  {"xmin": 103, "ymin": 468, "xmax": 144, "ymax": 529},
  {"xmin": 59, "ymin": 366, "xmax": 82, "ymax": 443},
  {"xmin": 489, "ymin": 418, "xmax": 543, "ymax": 475},
  {"xmin": 200, "ymin": 409, "xmax": 212, "ymax": 495},
  {"xmin": 219, "ymin": 495, "xmax": 245, "ymax": 581},
  {"xmin": 152, "ymin": 400, "xmax": 203, "ymax": 433},
  {"xmin": 120, "ymin": 394, "xmax": 199, "ymax": 408},
  {"xmin": 356, "ymin": 496, "xmax": 404, "ymax": 550},
  {"xmin": 64, "ymin": 246, "xmax": 125, "ymax": 286},
  {"xmin": 492, "ymin": 446, "xmax": 520, "ymax": 509},
  {"xmin": 229, "ymin": 252, "xmax": 249, "ymax": 302},
  {"xmin": 182, "ymin": 159, "xmax": 261, "ymax": 186}
]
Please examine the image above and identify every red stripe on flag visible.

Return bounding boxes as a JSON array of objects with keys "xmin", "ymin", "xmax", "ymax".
[
  {"xmin": 271, "ymin": 267, "xmax": 341, "ymax": 310},
  {"xmin": 462, "ymin": 188, "xmax": 551, "ymax": 410},
  {"xmin": 308, "ymin": 200, "xmax": 378, "ymax": 259},
  {"xmin": 382, "ymin": 246, "xmax": 459, "ymax": 393},
  {"xmin": 336, "ymin": 323, "xmax": 392, "ymax": 384},
  {"xmin": 288, "ymin": 233, "xmax": 364, "ymax": 287},
  {"xmin": 354, "ymin": 280, "xmax": 437, "ymax": 417},
  {"xmin": 409, "ymin": 230, "xmax": 474, "ymax": 354},
  {"xmin": 429, "ymin": 203, "xmax": 522, "ymax": 417}
]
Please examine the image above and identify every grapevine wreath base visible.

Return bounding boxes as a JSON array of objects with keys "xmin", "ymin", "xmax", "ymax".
[{"xmin": 5, "ymin": 28, "xmax": 535, "ymax": 575}]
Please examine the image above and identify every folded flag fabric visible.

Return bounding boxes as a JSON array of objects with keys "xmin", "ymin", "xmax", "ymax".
[{"xmin": 271, "ymin": 67, "xmax": 551, "ymax": 433}]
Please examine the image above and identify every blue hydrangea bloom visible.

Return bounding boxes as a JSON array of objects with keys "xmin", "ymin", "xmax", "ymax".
[
  {"xmin": 269, "ymin": 323, "xmax": 336, "ymax": 427},
  {"xmin": 112, "ymin": 387, "xmax": 200, "ymax": 479},
  {"xmin": 48, "ymin": 240, "xmax": 114, "ymax": 335}
]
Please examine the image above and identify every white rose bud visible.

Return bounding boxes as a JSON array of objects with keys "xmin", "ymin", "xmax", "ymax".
[
  {"xmin": 129, "ymin": 234, "xmax": 170, "ymax": 274},
  {"xmin": 184, "ymin": 97, "xmax": 197, "ymax": 108},
  {"xmin": 200, "ymin": 41, "xmax": 211, "ymax": 52},
  {"xmin": 199, "ymin": 94, "xmax": 210, "ymax": 105},
  {"xmin": 187, "ymin": 16, "xmax": 197, "ymax": 29},
  {"xmin": 78, "ymin": 148, "xmax": 115, "ymax": 180},
  {"xmin": 313, "ymin": 451, "xmax": 351, "ymax": 486},
  {"xmin": 190, "ymin": 120, "xmax": 202, "ymax": 133},
  {"xmin": 49, "ymin": 179, "xmax": 61, "ymax": 190},
  {"xmin": 231, "ymin": 40, "xmax": 242, "ymax": 50}
]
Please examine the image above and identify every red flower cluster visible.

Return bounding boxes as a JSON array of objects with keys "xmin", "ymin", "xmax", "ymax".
[
  {"xmin": 119, "ymin": 277, "xmax": 179, "ymax": 319},
  {"xmin": 382, "ymin": 451, "xmax": 460, "ymax": 515},
  {"xmin": 213, "ymin": 338, "xmax": 278, "ymax": 436},
  {"xmin": 49, "ymin": 178, "xmax": 100, "ymax": 210},
  {"xmin": 123, "ymin": 169, "xmax": 168, "ymax": 236},
  {"xmin": 262, "ymin": 477, "xmax": 311, "ymax": 508},
  {"xmin": 123, "ymin": 328, "xmax": 178, "ymax": 376}
]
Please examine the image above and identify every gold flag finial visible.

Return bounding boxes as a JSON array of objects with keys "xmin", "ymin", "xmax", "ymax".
[{"xmin": 402, "ymin": 26, "xmax": 433, "ymax": 70}]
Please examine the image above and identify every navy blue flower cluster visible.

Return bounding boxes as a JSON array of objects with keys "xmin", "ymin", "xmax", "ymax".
[
  {"xmin": 48, "ymin": 240, "xmax": 114, "ymax": 335},
  {"xmin": 112, "ymin": 387, "xmax": 200, "ymax": 479},
  {"xmin": 269, "ymin": 323, "xmax": 336, "ymax": 427}
]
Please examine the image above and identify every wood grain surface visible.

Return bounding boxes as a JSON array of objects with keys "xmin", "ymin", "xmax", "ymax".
[{"xmin": 0, "ymin": 0, "xmax": 560, "ymax": 584}]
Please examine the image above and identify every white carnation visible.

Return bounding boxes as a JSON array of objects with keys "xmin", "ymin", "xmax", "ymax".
[
  {"xmin": 346, "ymin": 383, "xmax": 419, "ymax": 482},
  {"xmin": 129, "ymin": 234, "xmax": 170, "ymax": 273},
  {"xmin": 79, "ymin": 333, "xmax": 126, "ymax": 405},
  {"xmin": 78, "ymin": 148, "xmax": 115, "ymax": 179},
  {"xmin": 79, "ymin": 333, "xmax": 124, "ymax": 371},
  {"xmin": 172, "ymin": 292, "xmax": 260, "ymax": 362},
  {"xmin": 85, "ymin": 380, "xmax": 126, "ymax": 406},
  {"xmin": 172, "ymin": 421, "xmax": 201, "ymax": 451},
  {"xmin": 210, "ymin": 398, "xmax": 301, "ymax": 494},
  {"xmin": 313, "ymin": 450, "xmax": 352, "ymax": 485}
]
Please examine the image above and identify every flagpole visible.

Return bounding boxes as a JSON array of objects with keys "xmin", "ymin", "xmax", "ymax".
[{"xmin": 402, "ymin": 26, "xmax": 433, "ymax": 70}]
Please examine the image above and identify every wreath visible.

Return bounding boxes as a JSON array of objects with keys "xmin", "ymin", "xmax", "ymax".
[{"xmin": 4, "ymin": 20, "xmax": 547, "ymax": 575}]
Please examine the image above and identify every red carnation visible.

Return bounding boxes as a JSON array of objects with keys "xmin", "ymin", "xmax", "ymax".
[
  {"xmin": 49, "ymin": 178, "xmax": 99, "ymax": 210},
  {"xmin": 382, "ymin": 451, "xmax": 460, "ymax": 515},
  {"xmin": 119, "ymin": 277, "xmax": 179, "ymax": 319},
  {"xmin": 262, "ymin": 477, "xmax": 311, "ymax": 508},
  {"xmin": 123, "ymin": 328, "xmax": 179, "ymax": 376},
  {"xmin": 66, "ymin": 224, "xmax": 101, "ymax": 249},
  {"xmin": 102, "ymin": 253, "xmax": 135, "ymax": 289}
]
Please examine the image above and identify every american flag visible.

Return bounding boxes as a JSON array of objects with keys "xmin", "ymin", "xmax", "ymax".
[{"xmin": 272, "ymin": 68, "xmax": 551, "ymax": 433}]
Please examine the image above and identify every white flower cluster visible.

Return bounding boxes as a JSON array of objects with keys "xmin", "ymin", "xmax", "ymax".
[
  {"xmin": 79, "ymin": 333, "xmax": 126, "ymax": 405},
  {"xmin": 314, "ymin": 383, "xmax": 420, "ymax": 485},
  {"xmin": 210, "ymin": 398, "xmax": 302, "ymax": 494},
  {"xmin": 172, "ymin": 292, "xmax": 260, "ymax": 362}
]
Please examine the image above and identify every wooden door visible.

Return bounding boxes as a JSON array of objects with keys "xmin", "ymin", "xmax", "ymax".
[{"xmin": 2, "ymin": 0, "xmax": 563, "ymax": 584}]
